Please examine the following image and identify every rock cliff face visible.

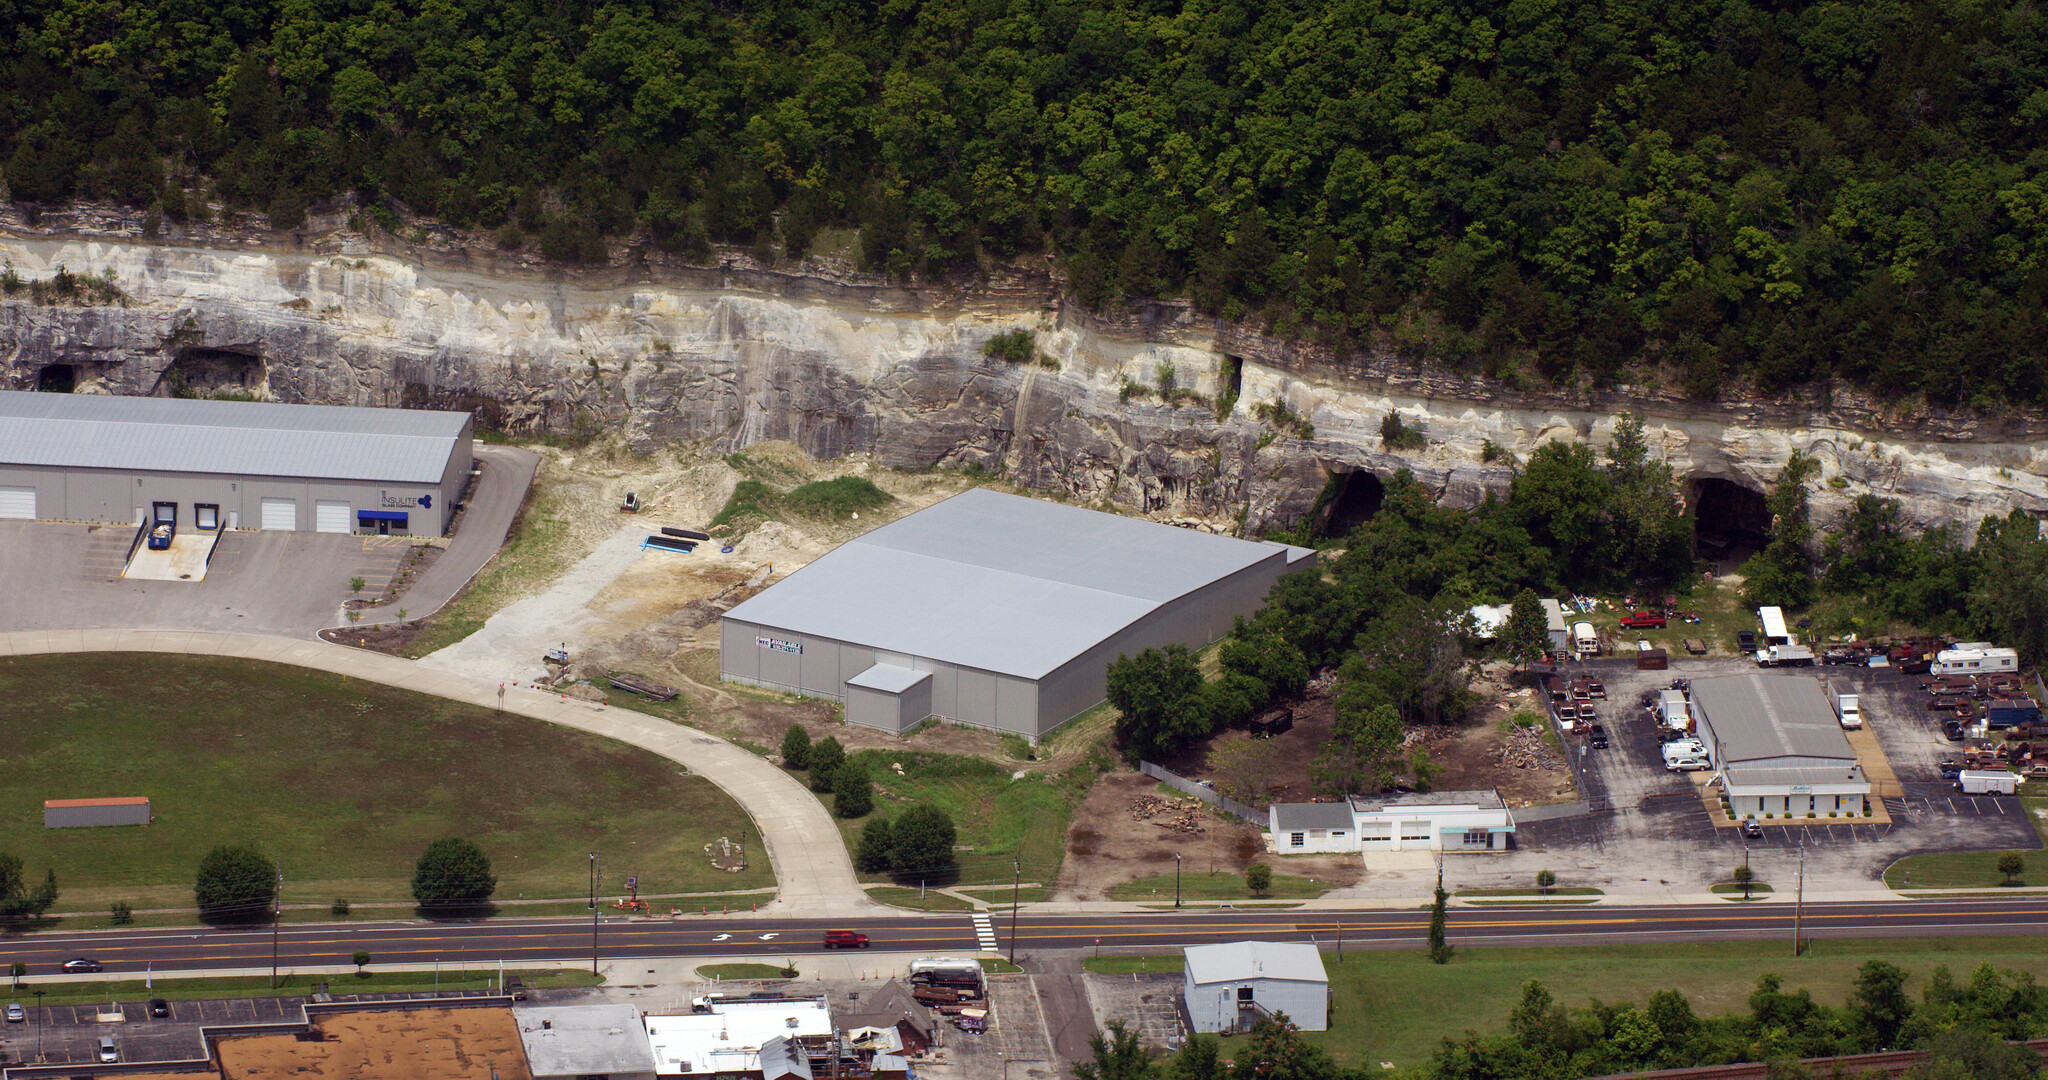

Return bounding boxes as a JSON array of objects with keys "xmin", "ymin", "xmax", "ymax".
[{"xmin": 0, "ymin": 227, "xmax": 2043, "ymax": 541}]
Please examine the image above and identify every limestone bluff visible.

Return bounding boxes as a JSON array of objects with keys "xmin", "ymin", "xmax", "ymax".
[{"xmin": 0, "ymin": 217, "xmax": 2041, "ymax": 542}]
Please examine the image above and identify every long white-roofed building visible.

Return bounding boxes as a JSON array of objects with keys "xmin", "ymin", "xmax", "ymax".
[
  {"xmin": 719, "ymin": 487, "xmax": 1314, "ymax": 740},
  {"xmin": 0, "ymin": 391, "xmax": 472, "ymax": 535}
]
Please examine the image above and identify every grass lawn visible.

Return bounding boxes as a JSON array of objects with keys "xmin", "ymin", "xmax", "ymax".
[
  {"xmin": 697, "ymin": 963, "xmax": 793, "ymax": 980},
  {"xmin": 0, "ymin": 654, "xmax": 773, "ymax": 913},
  {"xmin": 1305, "ymin": 936, "xmax": 2048, "ymax": 1070},
  {"xmin": 959, "ymin": 885, "xmax": 1051, "ymax": 906},
  {"xmin": 405, "ymin": 475, "xmax": 577, "ymax": 658},
  {"xmin": 1083, "ymin": 956, "xmax": 1184, "ymax": 975},
  {"xmin": 1711, "ymin": 882, "xmax": 1775, "ymax": 895},
  {"xmin": 593, "ymin": 674, "xmax": 693, "ymax": 725},
  {"xmin": 1884, "ymin": 797, "xmax": 2048, "ymax": 888},
  {"xmin": 828, "ymin": 750, "xmax": 1099, "ymax": 888},
  {"xmin": 864, "ymin": 886, "xmax": 973, "ymax": 912},
  {"xmin": 1455, "ymin": 887, "xmax": 1603, "ymax": 897},
  {"xmin": 8, "ymin": 969, "xmax": 600, "ymax": 1008},
  {"xmin": 1108, "ymin": 870, "xmax": 1329, "ymax": 902}
]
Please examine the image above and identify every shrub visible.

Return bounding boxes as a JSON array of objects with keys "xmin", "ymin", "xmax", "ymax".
[
  {"xmin": 783, "ymin": 477, "xmax": 892, "ymax": 518},
  {"xmin": 856, "ymin": 818, "xmax": 894, "ymax": 873},
  {"xmin": 1381, "ymin": 411, "xmax": 1427, "ymax": 450},
  {"xmin": 809, "ymin": 736, "xmax": 845, "ymax": 793},
  {"xmin": 352, "ymin": 950, "xmax": 371, "ymax": 977},
  {"xmin": 833, "ymin": 766, "xmax": 874, "ymax": 818},
  {"xmin": 1535, "ymin": 870, "xmax": 1555, "ymax": 895},
  {"xmin": 1245, "ymin": 862, "xmax": 1272, "ymax": 896},
  {"xmin": 780, "ymin": 724, "xmax": 812, "ymax": 770},
  {"xmin": 2000, "ymin": 851, "xmax": 2025, "ymax": 885},
  {"xmin": 982, "ymin": 329, "xmax": 1035, "ymax": 363},
  {"xmin": 109, "ymin": 901, "xmax": 132, "ymax": 925},
  {"xmin": 331, "ymin": 898, "xmax": 350, "ymax": 917},
  {"xmin": 411, "ymin": 838, "xmax": 497, "ymax": 908},
  {"xmin": 710, "ymin": 479, "xmax": 777, "ymax": 527}
]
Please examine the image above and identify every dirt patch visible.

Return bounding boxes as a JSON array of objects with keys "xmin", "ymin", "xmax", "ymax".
[
  {"xmin": 321, "ymin": 620, "xmax": 429, "ymax": 655},
  {"xmin": 1052, "ymin": 772, "xmax": 1357, "ymax": 900}
]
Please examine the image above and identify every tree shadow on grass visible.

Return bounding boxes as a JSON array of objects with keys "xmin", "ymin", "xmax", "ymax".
[{"xmin": 413, "ymin": 901, "xmax": 502, "ymax": 922}]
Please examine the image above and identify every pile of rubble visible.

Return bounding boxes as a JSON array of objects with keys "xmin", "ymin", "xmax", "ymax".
[
  {"xmin": 1497, "ymin": 724, "xmax": 1565, "ymax": 771},
  {"xmin": 1128, "ymin": 795, "xmax": 1208, "ymax": 835}
]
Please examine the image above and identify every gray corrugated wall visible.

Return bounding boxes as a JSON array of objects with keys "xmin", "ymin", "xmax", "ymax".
[
  {"xmin": 845, "ymin": 684, "xmax": 902, "ymax": 732},
  {"xmin": 44, "ymin": 802, "xmax": 151, "ymax": 828},
  {"xmin": 0, "ymin": 464, "xmax": 457, "ymax": 533}
]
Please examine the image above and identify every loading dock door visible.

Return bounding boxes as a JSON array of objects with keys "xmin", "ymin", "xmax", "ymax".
[
  {"xmin": 314, "ymin": 500, "xmax": 351, "ymax": 534},
  {"xmin": 259, "ymin": 498, "xmax": 297, "ymax": 531},
  {"xmin": 0, "ymin": 486, "xmax": 33, "ymax": 519}
]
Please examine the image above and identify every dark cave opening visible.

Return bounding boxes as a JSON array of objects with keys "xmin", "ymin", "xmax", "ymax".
[
  {"xmin": 36, "ymin": 364, "xmax": 74, "ymax": 392},
  {"xmin": 1691, "ymin": 477, "xmax": 1771, "ymax": 563},
  {"xmin": 1318, "ymin": 470, "xmax": 1384, "ymax": 539}
]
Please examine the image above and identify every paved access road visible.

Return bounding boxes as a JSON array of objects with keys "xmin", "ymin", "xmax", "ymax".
[
  {"xmin": 350, "ymin": 444, "xmax": 537, "ymax": 629},
  {"xmin": 11, "ymin": 900, "xmax": 2048, "ymax": 979}
]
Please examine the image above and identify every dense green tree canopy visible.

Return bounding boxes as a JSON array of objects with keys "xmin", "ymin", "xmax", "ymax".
[
  {"xmin": 8, "ymin": 0, "xmax": 2048, "ymax": 403},
  {"xmin": 193, "ymin": 844, "xmax": 276, "ymax": 924},
  {"xmin": 411, "ymin": 837, "xmax": 497, "ymax": 907}
]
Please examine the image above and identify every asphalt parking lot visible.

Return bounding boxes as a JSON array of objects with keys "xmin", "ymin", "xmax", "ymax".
[
  {"xmin": 0, "ymin": 521, "xmax": 408, "ymax": 636},
  {"xmin": 1467, "ymin": 657, "xmax": 2038, "ymax": 896},
  {"xmin": 0, "ymin": 990, "xmax": 507, "ymax": 1067}
]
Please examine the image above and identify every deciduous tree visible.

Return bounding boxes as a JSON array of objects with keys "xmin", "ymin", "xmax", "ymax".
[
  {"xmin": 194, "ymin": 845, "xmax": 276, "ymax": 924},
  {"xmin": 411, "ymin": 838, "xmax": 497, "ymax": 908}
]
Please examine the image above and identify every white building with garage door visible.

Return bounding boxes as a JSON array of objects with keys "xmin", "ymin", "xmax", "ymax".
[
  {"xmin": 0, "ymin": 391, "xmax": 472, "ymax": 535},
  {"xmin": 1268, "ymin": 790, "xmax": 1515, "ymax": 854}
]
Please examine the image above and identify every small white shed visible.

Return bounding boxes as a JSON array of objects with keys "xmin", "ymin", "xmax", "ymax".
[
  {"xmin": 1268, "ymin": 802, "xmax": 1355, "ymax": 854},
  {"xmin": 1183, "ymin": 941, "xmax": 1329, "ymax": 1033}
]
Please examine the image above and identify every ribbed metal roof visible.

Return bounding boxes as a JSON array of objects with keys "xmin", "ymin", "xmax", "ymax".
[
  {"xmin": 1691, "ymin": 674, "xmax": 1857, "ymax": 765},
  {"xmin": 0, "ymin": 391, "xmax": 469, "ymax": 483},
  {"xmin": 723, "ymin": 488, "xmax": 1310, "ymax": 679}
]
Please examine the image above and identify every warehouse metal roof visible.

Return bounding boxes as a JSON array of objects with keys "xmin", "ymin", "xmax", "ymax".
[
  {"xmin": 722, "ymin": 488, "xmax": 1311, "ymax": 679},
  {"xmin": 0, "ymin": 391, "xmax": 469, "ymax": 483},
  {"xmin": 845, "ymin": 664, "xmax": 930, "ymax": 694},
  {"xmin": 1183, "ymin": 941, "xmax": 1328, "ymax": 986},
  {"xmin": 1269, "ymin": 803, "xmax": 1356, "ymax": 831},
  {"xmin": 1690, "ymin": 674, "xmax": 1857, "ymax": 765}
]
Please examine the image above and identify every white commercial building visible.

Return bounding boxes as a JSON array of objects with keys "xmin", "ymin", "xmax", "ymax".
[
  {"xmin": 1691, "ymin": 673, "xmax": 1871, "ymax": 819},
  {"xmin": 644, "ymin": 998, "xmax": 831, "ymax": 1078},
  {"xmin": 1183, "ymin": 941, "xmax": 1329, "ymax": 1033},
  {"xmin": 1268, "ymin": 790, "xmax": 1514, "ymax": 854},
  {"xmin": 517, "ymin": 1004, "xmax": 658, "ymax": 1080}
]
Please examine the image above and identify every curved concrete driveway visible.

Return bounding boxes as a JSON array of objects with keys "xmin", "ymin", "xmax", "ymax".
[
  {"xmin": 0, "ymin": 628, "xmax": 865, "ymax": 916},
  {"xmin": 349, "ymin": 444, "xmax": 539, "ymax": 629}
]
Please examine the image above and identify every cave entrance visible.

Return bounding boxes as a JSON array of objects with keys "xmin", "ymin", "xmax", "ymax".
[
  {"xmin": 1220, "ymin": 355, "xmax": 1244, "ymax": 405},
  {"xmin": 1691, "ymin": 477, "xmax": 1771, "ymax": 564},
  {"xmin": 36, "ymin": 364, "xmax": 74, "ymax": 392},
  {"xmin": 159, "ymin": 347, "xmax": 265, "ymax": 398},
  {"xmin": 1318, "ymin": 469, "xmax": 1384, "ymax": 539}
]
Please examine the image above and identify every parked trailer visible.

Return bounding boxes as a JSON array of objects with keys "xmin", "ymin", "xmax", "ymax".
[
  {"xmin": 1933, "ymin": 646, "xmax": 2019, "ymax": 676},
  {"xmin": 1759, "ymin": 606, "xmax": 1792, "ymax": 646},
  {"xmin": 1958, "ymin": 770, "xmax": 2019, "ymax": 795}
]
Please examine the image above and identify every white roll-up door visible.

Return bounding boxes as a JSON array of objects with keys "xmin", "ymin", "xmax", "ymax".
[
  {"xmin": 314, "ymin": 500, "xmax": 351, "ymax": 534},
  {"xmin": 0, "ymin": 486, "xmax": 34, "ymax": 519},
  {"xmin": 259, "ymin": 498, "xmax": 297, "ymax": 531}
]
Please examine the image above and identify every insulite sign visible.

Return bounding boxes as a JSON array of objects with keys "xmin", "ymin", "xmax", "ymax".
[
  {"xmin": 757, "ymin": 636, "xmax": 802, "ymax": 654},
  {"xmin": 379, "ymin": 492, "xmax": 433, "ymax": 509}
]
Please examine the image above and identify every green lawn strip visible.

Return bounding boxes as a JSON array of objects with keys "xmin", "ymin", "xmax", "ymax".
[
  {"xmin": 405, "ymin": 476, "xmax": 577, "ymax": 657},
  {"xmin": 979, "ymin": 959, "xmax": 1023, "ymax": 974},
  {"xmin": 1710, "ymin": 882, "xmax": 1775, "ymax": 895},
  {"xmin": 4, "ymin": 970, "xmax": 601, "ymax": 1008},
  {"xmin": 0, "ymin": 654, "xmax": 774, "ymax": 905},
  {"xmin": 864, "ymin": 886, "xmax": 974, "ymax": 912},
  {"xmin": 1083, "ymin": 955, "xmax": 1184, "ymax": 975},
  {"xmin": 1455, "ymin": 887, "xmax": 1604, "ymax": 897},
  {"xmin": 1137, "ymin": 902, "xmax": 1306, "ymax": 910},
  {"xmin": 957, "ymin": 886, "xmax": 1050, "ymax": 906},
  {"xmin": 1462, "ymin": 898, "xmax": 1602, "ymax": 906},
  {"xmin": 696, "ymin": 964, "xmax": 794, "ymax": 980},
  {"xmin": 830, "ymin": 750, "xmax": 1094, "ymax": 888},
  {"xmin": 1308, "ymin": 936, "xmax": 2048, "ymax": 1070},
  {"xmin": 1109, "ymin": 870, "xmax": 1328, "ymax": 902}
]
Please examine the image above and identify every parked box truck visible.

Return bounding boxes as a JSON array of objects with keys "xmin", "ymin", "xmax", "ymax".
[{"xmin": 1835, "ymin": 693, "xmax": 1862, "ymax": 729}]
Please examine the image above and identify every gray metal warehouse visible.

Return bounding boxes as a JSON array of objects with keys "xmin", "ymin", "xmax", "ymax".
[
  {"xmin": 0, "ymin": 391, "xmax": 473, "ymax": 535},
  {"xmin": 1691, "ymin": 673, "xmax": 1871, "ymax": 819},
  {"xmin": 719, "ymin": 487, "xmax": 1314, "ymax": 741}
]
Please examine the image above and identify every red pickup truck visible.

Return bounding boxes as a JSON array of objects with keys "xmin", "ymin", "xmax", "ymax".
[{"xmin": 1619, "ymin": 611, "xmax": 1667, "ymax": 629}]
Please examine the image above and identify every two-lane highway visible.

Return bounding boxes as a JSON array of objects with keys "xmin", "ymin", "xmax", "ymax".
[{"xmin": 9, "ymin": 899, "xmax": 2048, "ymax": 978}]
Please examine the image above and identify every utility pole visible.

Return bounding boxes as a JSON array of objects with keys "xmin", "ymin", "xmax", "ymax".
[
  {"xmin": 1793, "ymin": 843, "xmax": 1805, "ymax": 956},
  {"xmin": 1007, "ymin": 858, "xmax": 1021, "ymax": 967},
  {"xmin": 1174, "ymin": 852, "xmax": 1182, "ymax": 909},
  {"xmin": 271, "ymin": 860, "xmax": 283, "ymax": 990},
  {"xmin": 590, "ymin": 852, "xmax": 601, "ymax": 977},
  {"xmin": 31, "ymin": 989, "xmax": 43, "ymax": 1062}
]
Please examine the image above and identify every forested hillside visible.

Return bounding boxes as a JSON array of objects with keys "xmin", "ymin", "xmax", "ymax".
[{"xmin": 5, "ymin": 0, "xmax": 2048, "ymax": 405}]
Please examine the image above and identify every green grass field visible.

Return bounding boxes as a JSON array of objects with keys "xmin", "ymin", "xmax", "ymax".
[
  {"xmin": 1302, "ymin": 936, "xmax": 2048, "ymax": 1069},
  {"xmin": 4, "ymin": 969, "xmax": 601, "ymax": 1007},
  {"xmin": 1109, "ymin": 870, "xmax": 1329, "ymax": 902},
  {"xmin": 696, "ymin": 963, "xmax": 793, "ymax": 980},
  {"xmin": 825, "ymin": 750, "xmax": 1097, "ymax": 887},
  {"xmin": 1885, "ymin": 798, "xmax": 2048, "ymax": 888},
  {"xmin": 0, "ymin": 654, "xmax": 773, "ymax": 912},
  {"xmin": 864, "ymin": 886, "xmax": 973, "ymax": 911}
]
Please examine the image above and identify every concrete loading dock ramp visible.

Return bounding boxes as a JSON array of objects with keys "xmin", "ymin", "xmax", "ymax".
[{"xmin": 124, "ymin": 529, "xmax": 216, "ymax": 581}]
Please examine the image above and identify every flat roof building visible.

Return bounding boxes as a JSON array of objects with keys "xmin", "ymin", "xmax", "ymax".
[
  {"xmin": 645, "ymin": 998, "xmax": 832, "ymax": 1078},
  {"xmin": 0, "ymin": 391, "xmax": 472, "ymax": 536},
  {"xmin": 720, "ymin": 488, "xmax": 1314, "ymax": 740},
  {"xmin": 517, "ymin": 1004, "xmax": 657, "ymax": 1080},
  {"xmin": 1690, "ymin": 673, "xmax": 1870, "ymax": 819}
]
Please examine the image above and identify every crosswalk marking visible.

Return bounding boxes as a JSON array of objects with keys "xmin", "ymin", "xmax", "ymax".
[{"xmin": 972, "ymin": 913, "xmax": 998, "ymax": 951}]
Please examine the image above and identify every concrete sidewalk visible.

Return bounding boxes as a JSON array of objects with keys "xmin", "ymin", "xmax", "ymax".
[{"xmin": 0, "ymin": 628, "xmax": 867, "ymax": 916}]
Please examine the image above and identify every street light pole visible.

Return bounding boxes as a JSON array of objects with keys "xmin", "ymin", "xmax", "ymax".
[
  {"xmin": 1174, "ymin": 853, "xmax": 1182, "ymax": 908},
  {"xmin": 590, "ymin": 853, "xmax": 600, "ymax": 977},
  {"xmin": 271, "ymin": 859, "xmax": 283, "ymax": 990},
  {"xmin": 1007, "ymin": 859, "xmax": 1021, "ymax": 967},
  {"xmin": 32, "ymin": 988, "xmax": 44, "ymax": 1062}
]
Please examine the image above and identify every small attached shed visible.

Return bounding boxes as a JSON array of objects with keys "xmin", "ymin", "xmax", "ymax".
[
  {"xmin": 45, "ymin": 797, "xmax": 150, "ymax": 828},
  {"xmin": 1183, "ymin": 942, "xmax": 1329, "ymax": 1033},
  {"xmin": 1268, "ymin": 803, "xmax": 1354, "ymax": 854},
  {"xmin": 843, "ymin": 665, "xmax": 934, "ymax": 734}
]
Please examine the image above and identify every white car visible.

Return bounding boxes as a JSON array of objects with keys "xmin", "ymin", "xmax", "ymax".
[{"xmin": 1666, "ymin": 756, "xmax": 1711, "ymax": 772}]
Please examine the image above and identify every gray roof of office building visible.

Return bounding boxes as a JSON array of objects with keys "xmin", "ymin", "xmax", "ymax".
[
  {"xmin": 1689, "ymin": 674, "xmax": 1857, "ymax": 765},
  {"xmin": 1270, "ymin": 803, "xmax": 1356, "ymax": 831},
  {"xmin": 516, "ymin": 1004, "xmax": 658, "ymax": 1078},
  {"xmin": 1183, "ymin": 941, "xmax": 1328, "ymax": 986},
  {"xmin": 723, "ymin": 488, "xmax": 1311, "ymax": 679},
  {"xmin": 1348, "ymin": 790, "xmax": 1506, "ymax": 813},
  {"xmin": 0, "ymin": 391, "xmax": 469, "ymax": 483}
]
